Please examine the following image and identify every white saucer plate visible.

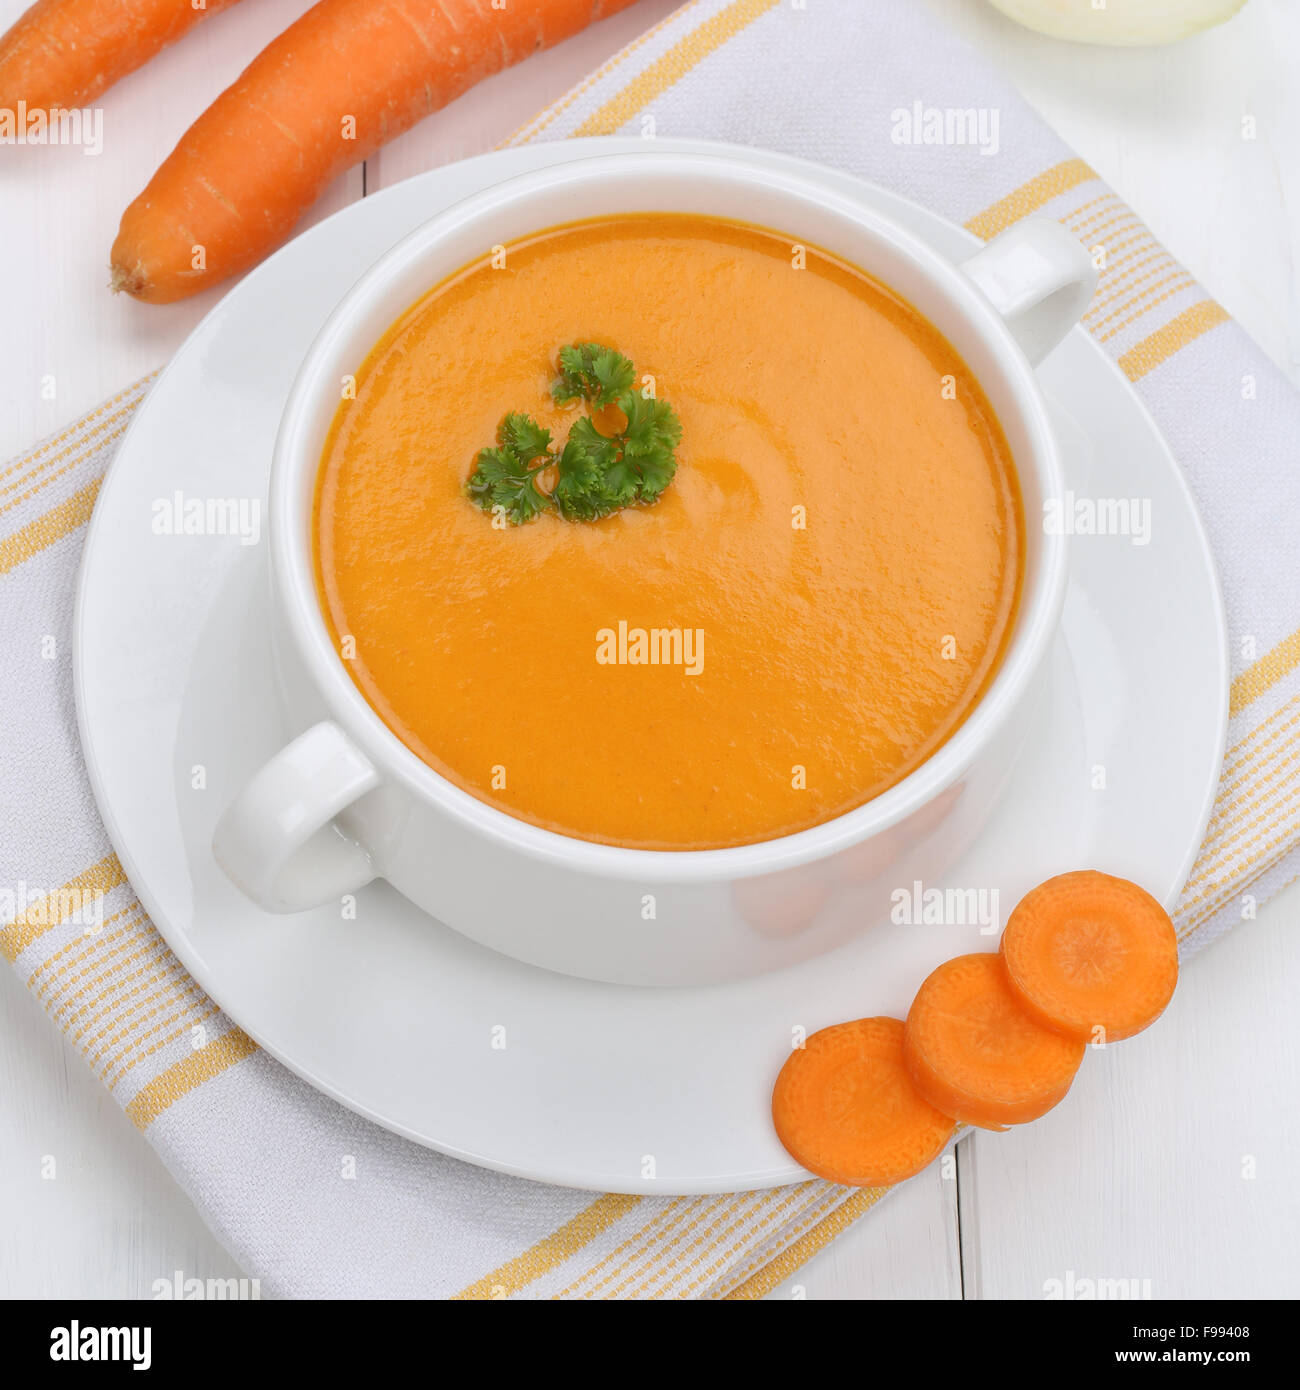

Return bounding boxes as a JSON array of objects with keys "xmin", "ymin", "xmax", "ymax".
[{"xmin": 75, "ymin": 138, "xmax": 1227, "ymax": 1193}]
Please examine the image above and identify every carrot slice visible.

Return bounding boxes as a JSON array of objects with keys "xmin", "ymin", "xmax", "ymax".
[
  {"xmin": 903, "ymin": 953, "xmax": 1084, "ymax": 1128},
  {"xmin": 1001, "ymin": 870, "xmax": 1178, "ymax": 1043},
  {"xmin": 772, "ymin": 1016, "xmax": 955, "ymax": 1187}
]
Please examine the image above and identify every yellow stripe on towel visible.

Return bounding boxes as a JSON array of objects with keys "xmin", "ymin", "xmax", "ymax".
[
  {"xmin": 725, "ymin": 1186, "xmax": 888, "ymax": 1299},
  {"xmin": 572, "ymin": 0, "xmax": 780, "ymax": 137},
  {"xmin": 1230, "ymin": 626, "xmax": 1300, "ymax": 719},
  {"xmin": 965, "ymin": 158, "xmax": 1099, "ymax": 240},
  {"xmin": 0, "ymin": 478, "xmax": 105, "ymax": 577},
  {"xmin": 452, "ymin": 1193, "xmax": 643, "ymax": 1299},
  {"xmin": 0, "ymin": 854, "xmax": 127, "ymax": 961},
  {"xmin": 124, "ymin": 1027, "xmax": 259, "ymax": 1129},
  {"xmin": 1117, "ymin": 300, "xmax": 1230, "ymax": 381}
]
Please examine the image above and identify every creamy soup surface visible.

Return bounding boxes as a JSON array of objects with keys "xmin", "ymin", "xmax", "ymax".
[{"xmin": 314, "ymin": 214, "xmax": 1023, "ymax": 850}]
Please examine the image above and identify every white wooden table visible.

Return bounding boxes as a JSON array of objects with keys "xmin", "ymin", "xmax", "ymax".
[{"xmin": 2, "ymin": 0, "xmax": 1297, "ymax": 1300}]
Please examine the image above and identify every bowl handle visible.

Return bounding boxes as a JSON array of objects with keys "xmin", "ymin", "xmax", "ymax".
[
  {"xmin": 212, "ymin": 720, "xmax": 378, "ymax": 912},
  {"xmin": 960, "ymin": 218, "xmax": 1098, "ymax": 366}
]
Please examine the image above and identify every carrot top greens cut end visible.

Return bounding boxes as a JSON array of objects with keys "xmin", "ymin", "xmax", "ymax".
[{"xmin": 466, "ymin": 344, "xmax": 682, "ymax": 526}]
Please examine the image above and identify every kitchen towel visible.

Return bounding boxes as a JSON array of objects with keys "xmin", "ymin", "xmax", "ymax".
[{"xmin": 4, "ymin": 0, "xmax": 1298, "ymax": 1299}]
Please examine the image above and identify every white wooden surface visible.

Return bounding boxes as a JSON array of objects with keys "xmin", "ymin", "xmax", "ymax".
[{"xmin": 2, "ymin": 0, "xmax": 1298, "ymax": 1300}]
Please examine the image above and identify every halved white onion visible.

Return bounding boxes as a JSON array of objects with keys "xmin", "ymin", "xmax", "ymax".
[{"xmin": 987, "ymin": 0, "xmax": 1248, "ymax": 46}]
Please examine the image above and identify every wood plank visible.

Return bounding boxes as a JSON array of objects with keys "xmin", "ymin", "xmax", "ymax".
[
  {"xmin": 0, "ymin": 962, "xmax": 239, "ymax": 1297},
  {"xmin": 0, "ymin": 0, "xmax": 357, "ymax": 460},
  {"xmin": 964, "ymin": 878, "xmax": 1300, "ymax": 1299},
  {"xmin": 765, "ymin": 1167, "xmax": 963, "ymax": 1300}
]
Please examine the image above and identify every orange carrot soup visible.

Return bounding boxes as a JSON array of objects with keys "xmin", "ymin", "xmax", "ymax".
[{"xmin": 314, "ymin": 214, "xmax": 1023, "ymax": 851}]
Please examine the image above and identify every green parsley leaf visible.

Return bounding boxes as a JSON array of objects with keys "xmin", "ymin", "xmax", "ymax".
[
  {"xmin": 550, "ymin": 342, "xmax": 636, "ymax": 408},
  {"xmin": 560, "ymin": 413, "xmax": 617, "ymax": 470},
  {"xmin": 466, "ymin": 439, "xmax": 550, "ymax": 526},
  {"xmin": 600, "ymin": 455, "xmax": 642, "ymax": 507},
  {"xmin": 550, "ymin": 344, "xmax": 592, "ymax": 406},
  {"xmin": 553, "ymin": 417, "xmax": 618, "ymax": 521},
  {"xmin": 588, "ymin": 346, "xmax": 636, "ymax": 407},
  {"xmin": 468, "ymin": 345, "xmax": 683, "ymax": 525},
  {"xmin": 619, "ymin": 392, "xmax": 682, "ymax": 455},
  {"xmin": 635, "ymin": 442, "xmax": 678, "ymax": 503},
  {"xmin": 498, "ymin": 412, "xmax": 552, "ymax": 462}
]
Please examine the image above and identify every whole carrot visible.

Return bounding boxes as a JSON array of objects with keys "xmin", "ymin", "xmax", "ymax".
[
  {"xmin": 111, "ymin": 0, "xmax": 641, "ymax": 304},
  {"xmin": 0, "ymin": 0, "xmax": 245, "ymax": 111}
]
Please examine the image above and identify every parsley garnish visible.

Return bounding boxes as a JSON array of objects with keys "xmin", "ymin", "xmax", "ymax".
[{"xmin": 466, "ymin": 344, "xmax": 681, "ymax": 525}]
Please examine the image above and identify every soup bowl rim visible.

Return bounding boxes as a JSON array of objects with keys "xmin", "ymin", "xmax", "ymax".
[{"xmin": 271, "ymin": 149, "xmax": 1069, "ymax": 883}]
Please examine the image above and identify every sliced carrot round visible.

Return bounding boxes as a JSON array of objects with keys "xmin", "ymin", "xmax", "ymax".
[
  {"xmin": 904, "ymin": 953, "xmax": 1084, "ymax": 1128},
  {"xmin": 1001, "ymin": 870, "xmax": 1178, "ymax": 1043},
  {"xmin": 772, "ymin": 1017, "xmax": 955, "ymax": 1187}
]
